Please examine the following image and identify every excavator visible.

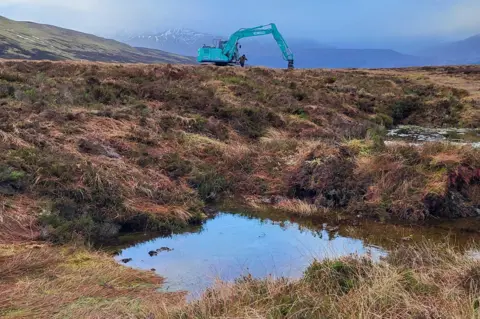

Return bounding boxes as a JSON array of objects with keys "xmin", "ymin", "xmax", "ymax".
[{"xmin": 197, "ymin": 23, "xmax": 294, "ymax": 69}]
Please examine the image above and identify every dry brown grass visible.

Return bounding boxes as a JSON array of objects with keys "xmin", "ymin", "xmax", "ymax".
[
  {"xmin": 4, "ymin": 242, "xmax": 480, "ymax": 318},
  {"xmin": 275, "ymin": 198, "xmax": 324, "ymax": 217},
  {"xmin": 0, "ymin": 60, "xmax": 479, "ymax": 246},
  {"xmin": 169, "ymin": 242, "xmax": 480, "ymax": 319},
  {"xmin": 0, "ymin": 195, "xmax": 39, "ymax": 244},
  {"xmin": 0, "ymin": 245, "xmax": 184, "ymax": 319}
]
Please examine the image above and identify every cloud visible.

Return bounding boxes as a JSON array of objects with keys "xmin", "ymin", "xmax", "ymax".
[
  {"xmin": 442, "ymin": 0, "xmax": 480, "ymax": 34},
  {"xmin": 1, "ymin": 0, "xmax": 479, "ymax": 41},
  {"xmin": 0, "ymin": 0, "xmax": 169, "ymax": 34},
  {"xmin": 402, "ymin": 0, "xmax": 480, "ymax": 37},
  {"xmin": 0, "ymin": 0, "xmax": 96, "ymax": 11}
]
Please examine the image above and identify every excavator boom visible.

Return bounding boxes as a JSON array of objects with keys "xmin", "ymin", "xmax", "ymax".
[{"xmin": 197, "ymin": 23, "xmax": 294, "ymax": 69}]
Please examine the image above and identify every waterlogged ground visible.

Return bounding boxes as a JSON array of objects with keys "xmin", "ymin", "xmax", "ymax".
[
  {"xmin": 115, "ymin": 212, "xmax": 480, "ymax": 298},
  {"xmin": 115, "ymin": 213, "xmax": 384, "ymax": 298},
  {"xmin": 387, "ymin": 125, "xmax": 480, "ymax": 147}
]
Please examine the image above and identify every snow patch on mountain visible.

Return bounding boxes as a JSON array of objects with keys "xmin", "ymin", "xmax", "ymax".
[{"xmin": 130, "ymin": 28, "xmax": 218, "ymax": 45}]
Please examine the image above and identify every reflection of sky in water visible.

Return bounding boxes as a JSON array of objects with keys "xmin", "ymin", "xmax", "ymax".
[{"xmin": 116, "ymin": 213, "xmax": 384, "ymax": 299}]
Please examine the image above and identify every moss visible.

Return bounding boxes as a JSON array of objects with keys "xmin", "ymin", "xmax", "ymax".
[{"xmin": 303, "ymin": 259, "xmax": 366, "ymax": 294}]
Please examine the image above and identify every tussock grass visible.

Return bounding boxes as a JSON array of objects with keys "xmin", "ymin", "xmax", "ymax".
[
  {"xmin": 0, "ymin": 61, "xmax": 479, "ymax": 245},
  {"xmin": 352, "ymin": 143, "xmax": 480, "ymax": 220},
  {"xmin": 0, "ymin": 245, "xmax": 184, "ymax": 319},
  {"xmin": 275, "ymin": 198, "xmax": 324, "ymax": 217},
  {"xmin": 3, "ymin": 242, "xmax": 480, "ymax": 318},
  {"xmin": 171, "ymin": 242, "xmax": 480, "ymax": 319}
]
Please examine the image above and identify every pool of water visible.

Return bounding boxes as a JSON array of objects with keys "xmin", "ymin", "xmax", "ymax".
[
  {"xmin": 115, "ymin": 213, "xmax": 384, "ymax": 298},
  {"xmin": 387, "ymin": 125, "xmax": 480, "ymax": 148}
]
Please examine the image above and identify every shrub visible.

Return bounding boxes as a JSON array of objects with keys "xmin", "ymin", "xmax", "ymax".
[
  {"xmin": 325, "ymin": 76, "xmax": 336, "ymax": 84},
  {"xmin": 357, "ymin": 98, "xmax": 375, "ymax": 113},
  {"xmin": 391, "ymin": 95, "xmax": 422, "ymax": 123},
  {"xmin": 292, "ymin": 90, "xmax": 307, "ymax": 101},
  {"xmin": 160, "ymin": 152, "xmax": 193, "ymax": 178},
  {"xmin": 0, "ymin": 165, "xmax": 26, "ymax": 195},
  {"xmin": 189, "ymin": 168, "xmax": 229, "ymax": 202},
  {"xmin": 0, "ymin": 83, "xmax": 15, "ymax": 98},
  {"xmin": 374, "ymin": 113, "xmax": 394, "ymax": 128}
]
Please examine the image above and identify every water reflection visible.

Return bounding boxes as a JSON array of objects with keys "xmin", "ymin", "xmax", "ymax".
[{"xmin": 116, "ymin": 213, "xmax": 383, "ymax": 298}]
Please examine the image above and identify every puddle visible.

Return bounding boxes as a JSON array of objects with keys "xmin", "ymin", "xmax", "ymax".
[
  {"xmin": 115, "ymin": 212, "xmax": 480, "ymax": 299},
  {"xmin": 387, "ymin": 125, "xmax": 480, "ymax": 148},
  {"xmin": 115, "ymin": 213, "xmax": 384, "ymax": 298}
]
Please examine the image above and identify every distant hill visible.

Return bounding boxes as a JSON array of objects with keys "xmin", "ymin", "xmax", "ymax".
[
  {"xmin": 250, "ymin": 48, "xmax": 433, "ymax": 69},
  {"xmin": 418, "ymin": 34, "xmax": 480, "ymax": 65},
  {"xmin": 0, "ymin": 16, "xmax": 196, "ymax": 64},
  {"xmin": 123, "ymin": 28, "xmax": 218, "ymax": 57},
  {"xmin": 120, "ymin": 28, "xmax": 434, "ymax": 69}
]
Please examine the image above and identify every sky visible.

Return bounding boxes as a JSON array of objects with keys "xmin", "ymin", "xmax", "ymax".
[{"xmin": 1, "ymin": 0, "xmax": 480, "ymax": 50}]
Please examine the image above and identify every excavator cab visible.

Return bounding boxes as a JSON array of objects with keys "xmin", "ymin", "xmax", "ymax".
[{"xmin": 198, "ymin": 39, "xmax": 234, "ymax": 66}]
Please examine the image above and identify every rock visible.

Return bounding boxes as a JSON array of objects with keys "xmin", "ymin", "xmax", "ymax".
[
  {"xmin": 156, "ymin": 247, "xmax": 173, "ymax": 253},
  {"xmin": 121, "ymin": 258, "xmax": 132, "ymax": 264},
  {"xmin": 78, "ymin": 138, "xmax": 120, "ymax": 159},
  {"xmin": 150, "ymin": 268, "xmax": 156, "ymax": 271},
  {"xmin": 148, "ymin": 251, "xmax": 158, "ymax": 256}
]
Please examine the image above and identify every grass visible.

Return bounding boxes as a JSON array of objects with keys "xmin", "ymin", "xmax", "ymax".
[
  {"xmin": 0, "ymin": 60, "xmax": 479, "ymax": 317},
  {"xmin": 0, "ymin": 244, "xmax": 184, "ymax": 319},
  {"xmin": 2, "ymin": 242, "xmax": 480, "ymax": 318},
  {"xmin": 0, "ymin": 16, "xmax": 196, "ymax": 64},
  {"xmin": 165, "ymin": 242, "xmax": 480, "ymax": 318},
  {"xmin": 274, "ymin": 198, "xmax": 323, "ymax": 216},
  {"xmin": 0, "ymin": 61, "xmax": 479, "ymax": 246}
]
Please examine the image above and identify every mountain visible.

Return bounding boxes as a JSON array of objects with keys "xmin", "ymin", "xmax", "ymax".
[
  {"xmin": 0, "ymin": 16, "xmax": 196, "ymax": 64},
  {"xmin": 121, "ymin": 28, "xmax": 434, "ymax": 68},
  {"xmin": 252, "ymin": 48, "xmax": 433, "ymax": 69},
  {"xmin": 120, "ymin": 28, "xmax": 332, "ymax": 60},
  {"xmin": 418, "ymin": 34, "xmax": 480, "ymax": 65},
  {"xmin": 123, "ymin": 28, "xmax": 218, "ymax": 56}
]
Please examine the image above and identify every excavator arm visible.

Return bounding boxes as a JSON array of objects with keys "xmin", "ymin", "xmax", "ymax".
[{"xmin": 222, "ymin": 23, "xmax": 294, "ymax": 68}]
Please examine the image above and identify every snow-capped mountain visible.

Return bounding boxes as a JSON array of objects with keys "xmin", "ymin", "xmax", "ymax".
[
  {"xmin": 121, "ymin": 28, "xmax": 219, "ymax": 56},
  {"xmin": 116, "ymin": 27, "xmax": 437, "ymax": 68}
]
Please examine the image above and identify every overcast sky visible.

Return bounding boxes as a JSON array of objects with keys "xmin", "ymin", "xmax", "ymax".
[{"xmin": 1, "ymin": 0, "xmax": 480, "ymax": 48}]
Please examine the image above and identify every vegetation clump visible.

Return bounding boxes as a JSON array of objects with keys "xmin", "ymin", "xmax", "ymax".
[{"xmin": 0, "ymin": 61, "xmax": 479, "ymax": 245}]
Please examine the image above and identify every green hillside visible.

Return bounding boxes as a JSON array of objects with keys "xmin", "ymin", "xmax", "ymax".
[{"xmin": 0, "ymin": 16, "xmax": 196, "ymax": 64}]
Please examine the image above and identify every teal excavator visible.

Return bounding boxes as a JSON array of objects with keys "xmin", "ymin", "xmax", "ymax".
[{"xmin": 197, "ymin": 23, "xmax": 294, "ymax": 69}]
